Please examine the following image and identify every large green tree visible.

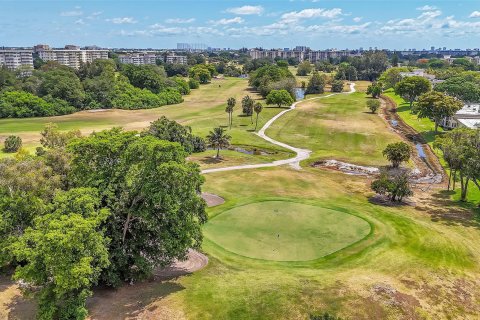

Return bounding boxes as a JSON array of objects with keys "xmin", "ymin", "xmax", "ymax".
[
  {"xmin": 415, "ymin": 91, "xmax": 463, "ymax": 132},
  {"xmin": 296, "ymin": 61, "xmax": 313, "ymax": 76},
  {"xmin": 12, "ymin": 188, "xmax": 110, "ymax": 320},
  {"xmin": 382, "ymin": 142, "xmax": 411, "ymax": 168},
  {"xmin": 305, "ymin": 72, "xmax": 326, "ymax": 94},
  {"xmin": 68, "ymin": 129, "xmax": 207, "ymax": 286},
  {"xmin": 394, "ymin": 76, "xmax": 431, "ymax": 107},
  {"xmin": 266, "ymin": 89, "xmax": 294, "ymax": 108}
]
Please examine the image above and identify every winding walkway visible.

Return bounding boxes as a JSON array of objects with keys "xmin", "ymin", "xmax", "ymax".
[{"xmin": 201, "ymin": 83, "xmax": 356, "ymax": 174}]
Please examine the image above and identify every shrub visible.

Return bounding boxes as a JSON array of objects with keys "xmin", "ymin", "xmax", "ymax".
[
  {"xmin": 371, "ymin": 169, "xmax": 413, "ymax": 202},
  {"xmin": 330, "ymin": 80, "xmax": 344, "ymax": 93},
  {"xmin": 188, "ymin": 79, "xmax": 200, "ymax": 89},
  {"xmin": 4, "ymin": 135, "xmax": 22, "ymax": 153},
  {"xmin": 367, "ymin": 99, "xmax": 381, "ymax": 113}
]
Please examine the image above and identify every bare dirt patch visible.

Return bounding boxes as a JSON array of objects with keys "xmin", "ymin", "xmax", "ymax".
[{"xmin": 201, "ymin": 192, "xmax": 225, "ymax": 207}]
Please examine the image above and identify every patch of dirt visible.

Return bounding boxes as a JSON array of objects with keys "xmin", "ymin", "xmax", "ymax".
[
  {"xmin": 201, "ymin": 192, "xmax": 225, "ymax": 207},
  {"xmin": 154, "ymin": 249, "xmax": 208, "ymax": 280},
  {"xmin": 370, "ymin": 283, "xmax": 421, "ymax": 319}
]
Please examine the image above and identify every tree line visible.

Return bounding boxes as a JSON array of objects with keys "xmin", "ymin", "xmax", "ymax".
[{"xmin": 0, "ymin": 59, "xmax": 223, "ymax": 118}]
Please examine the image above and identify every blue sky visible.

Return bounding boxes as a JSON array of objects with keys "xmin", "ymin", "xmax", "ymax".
[{"xmin": 1, "ymin": 0, "xmax": 480, "ymax": 49}]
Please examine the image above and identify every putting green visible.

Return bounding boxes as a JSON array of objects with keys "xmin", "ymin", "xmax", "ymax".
[{"xmin": 204, "ymin": 201, "xmax": 371, "ymax": 261}]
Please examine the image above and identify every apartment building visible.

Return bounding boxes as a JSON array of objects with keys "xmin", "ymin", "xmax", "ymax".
[
  {"xmin": 441, "ymin": 104, "xmax": 480, "ymax": 130},
  {"xmin": 0, "ymin": 49, "xmax": 34, "ymax": 70},
  {"xmin": 119, "ymin": 52, "xmax": 157, "ymax": 65},
  {"xmin": 248, "ymin": 49, "xmax": 351, "ymax": 62},
  {"xmin": 34, "ymin": 44, "xmax": 108, "ymax": 69},
  {"xmin": 165, "ymin": 54, "xmax": 188, "ymax": 65}
]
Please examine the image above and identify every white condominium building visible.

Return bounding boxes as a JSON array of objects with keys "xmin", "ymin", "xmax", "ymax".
[
  {"xmin": 248, "ymin": 49, "xmax": 352, "ymax": 62},
  {"xmin": 0, "ymin": 49, "xmax": 34, "ymax": 70},
  {"xmin": 118, "ymin": 53, "xmax": 157, "ymax": 65},
  {"xmin": 165, "ymin": 54, "xmax": 188, "ymax": 65},
  {"xmin": 34, "ymin": 44, "xmax": 108, "ymax": 69}
]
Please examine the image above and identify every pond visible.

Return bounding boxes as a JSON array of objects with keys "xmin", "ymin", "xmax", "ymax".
[{"xmin": 295, "ymin": 88, "xmax": 306, "ymax": 100}]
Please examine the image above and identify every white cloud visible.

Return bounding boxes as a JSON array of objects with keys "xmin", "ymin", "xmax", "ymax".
[
  {"xmin": 380, "ymin": 9, "xmax": 480, "ymax": 37},
  {"xmin": 353, "ymin": 17, "xmax": 363, "ymax": 22},
  {"xmin": 107, "ymin": 17, "xmax": 137, "ymax": 24},
  {"xmin": 165, "ymin": 18, "xmax": 195, "ymax": 24},
  {"xmin": 417, "ymin": 5, "xmax": 437, "ymax": 11},
  {"xmin": 226, "ymin": 5, "xmax": 264, "ymax": 15},
  {"xmin": 60, "ymin": 10, "xmax": 83, "ymax": 17},
  {"xmin": 280, "ymin": 8, "xmax": 343, "ymax": 23},
  {"xmin": 469, "ymin": 11, "xmax": 480, "ymax": 18},
  {"xmin": 74, "ymin": 19, "xmax": 85, "ymax": 25},
  {"xmin": 210, "ymin": 17, "xmax": 244, "ymax": 25}
]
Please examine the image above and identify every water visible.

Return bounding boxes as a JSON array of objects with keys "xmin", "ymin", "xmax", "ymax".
[
  {"xmin": 416, "ymin": 144, "xmax": 426, "ymax": 158},
  {"xmin": 295, "ymin": 88, "xmax": 306, "ymax": 100}
]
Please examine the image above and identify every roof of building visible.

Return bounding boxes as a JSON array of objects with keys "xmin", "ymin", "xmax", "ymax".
[{"xmin": 457, "ymin": 118, "xmax": 480, "ymax": 129}]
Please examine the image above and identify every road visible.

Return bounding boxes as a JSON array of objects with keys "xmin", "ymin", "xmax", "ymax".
[{"xmin": 201, "ymin": 83, "xmax": 356, "ymax": 174}]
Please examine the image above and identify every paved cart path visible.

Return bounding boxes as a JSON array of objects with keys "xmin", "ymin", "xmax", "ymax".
[{"xmin": 202, "ymin": 83, "xmax": 356, "ymax": 174}]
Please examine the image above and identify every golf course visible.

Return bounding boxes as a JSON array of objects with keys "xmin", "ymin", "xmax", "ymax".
[{"xmin": 1, "ymin": 76, "xmax": 480, "ymax": 320}]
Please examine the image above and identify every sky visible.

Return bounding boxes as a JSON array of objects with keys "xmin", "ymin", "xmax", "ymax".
[{"xmin": 1, "ymin": 0, "xmax": 480, "ymax": 50}]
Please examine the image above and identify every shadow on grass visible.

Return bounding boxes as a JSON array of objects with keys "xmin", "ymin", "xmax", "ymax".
[
  {"xmin": 367, "ymin": 195, "xmax": 415, "ymax": 207},
  {"xmin": 415, "ymin": 190, "xmax": 480, "ymax": 228},
  {"xmin": 198, "ymin": 157, "xmax": 224, "ymax": 164}
]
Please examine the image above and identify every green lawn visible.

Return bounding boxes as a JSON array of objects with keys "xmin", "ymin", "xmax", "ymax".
[
  {"xmin": 174, "ymin": 167, "xmax": 480, "ymax": 319},
  {"xmin": 204, "ymin": 200, "xmax": 371, "ymax": 261},
  {"xmin": 267, "ymin": 92, "xmax": 401, "ymax": 166},
  {"xmin": 0, "ymin": 78, "xmax": 293, "ymax": 167}
]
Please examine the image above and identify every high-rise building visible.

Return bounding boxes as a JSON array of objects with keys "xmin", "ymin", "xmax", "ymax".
[
  {"xmin": 176, "ymin": 43, "xmax": 207, "ymax": 51},
  {"xmin": 0, "ymin": 49, "xmax": 34, "ymax": 70},
  {"xmin": 34, "ymin": 44, "xmax": 108, "ymax": 69},
  {"xmin": 165, "ymin": 53, "xmax": 188, "ymax": 65},
  {"xmin": 118, "ymin": 52, "xmax": 157, "ymax": 65}
]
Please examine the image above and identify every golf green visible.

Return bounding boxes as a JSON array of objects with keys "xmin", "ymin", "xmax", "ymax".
[{"xmin": 204, "ymin": 201, "xmax": 371, "ymax": 261}]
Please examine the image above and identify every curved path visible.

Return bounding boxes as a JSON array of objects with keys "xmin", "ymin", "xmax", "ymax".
[{"xmin": 202, "ymin": 83, "xmax": 356, "ymax": 174}]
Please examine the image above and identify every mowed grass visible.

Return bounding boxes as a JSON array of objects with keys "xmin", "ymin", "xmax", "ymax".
[
  {"xmin": 0, "ymin": 78, "xmax": 294, "ymax": 167},
  {"xmin": 174, "ymin": 167, "xmax": 480, "ymax": 319},
  {"xmin": 204, "ymin": 200, "xmax": 371, "ymax": 261},
  {"xmin": 267, "ymin": 92, "xmax": 401, "ymax": 166}
]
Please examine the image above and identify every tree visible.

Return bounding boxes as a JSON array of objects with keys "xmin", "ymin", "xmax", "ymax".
[
  {"xmin": 330, "ymin": 80, "xmax": 344, "ymax": 93},
  {"xmin": 241, "ymin": 95, "xmax": 254, "ymax": 116},
  {"xmin": 415, "ymin": 91, "xmax": 463, "ymax": 132},
  {"xmin": 4, "ymin": 135, "xmax": 22, "ymax": 153},
  {"xmin": 371, "ymin": 169, "xmax": 413, "ymax": 202},
  {"xmin": 366, "ymin": 82, "xmax": 382, "ymax": 98},
  {"xmin": 297, "ymin": 61, "xmax": 313, "ymax": 76},
  {"xmin": 40, "ymin": 123, "xmax": 81, "ymax": 149},
  {"xmin": 391, "ymin": 54, "xmax": 399, "ymax": 67},
  {"xmin": 188, "ymin": 78, "xmax": 200, "ymax": 89},
  {"xmin": 382, "ymin": 142, "xmax": 411, "ymax": 168},
  {"xmin": 254, "ymin": 102, "xmax": 263, "ymax": 131},
  {"xmin": 144, "ymin": 116, "xmax": 206, "ymax": 153},
  {"xmin": 367, "ymin": 99, "xmax": 381, "ymax": 113},
  {"xmin": 266, "ymin": 90, "xmax": 294, "ymax": 108},
  {"xmin": 249, "ymin": 64, "xmax": 295, "ymax": 97},
  {"xmin": 434, "ymin": 128, "xmax": 480, "ymax": 201},
  {"xmin": 68, "ymin": 129, "xmax": 207, "ymax": 286},
  {"xmin": 206, "ymin": 127, "xmax": 231, "ymax": 159},
  {"xmin": 11, "ymin": 188, "xmax": 110, "ymax": 320},
  {"xmin": 0, "ymin": 157, "xmax": 62, "ymax": 266},
  {"xmin": 379, "ymin": 67, "xmax": 409, "ymax": 89},
  {"xmin": 189, "ymin": 64, "xmax": 213, "ymax": 84},
  {"xmin": 305, "ymin": 72, "xmax": 326, "ymax": 94},
  {"xmin": 38, "ymin": 68, "xmax": 86, "ymax": 108},
  {"xmin": 394, "ymin": 76, "xmax": 431, "ymax": 107},
  {"xmin": 434, "ymin": 74, "xmax": 480, "ymax": 103},
  {"xmin": 226, "ymin": 97, "xmax": 236, "ymax": 129}
]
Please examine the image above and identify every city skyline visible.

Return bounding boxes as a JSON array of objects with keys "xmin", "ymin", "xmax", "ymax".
[{"xmin": 1, "ymin": 1, "xmax": 480, "ymax": 49}]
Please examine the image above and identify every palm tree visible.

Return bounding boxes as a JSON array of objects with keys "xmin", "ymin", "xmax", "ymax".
[
  {"xmin": 206, "ymin": 127, "xmax": 231, "ymax": 159},
  {"xmin": 226, "ymin": 97, "xmax": 236, "ymax": 129},
  {"xmin": 254, "ymin": 102, "xmax": 263, "ymax": 131}
]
